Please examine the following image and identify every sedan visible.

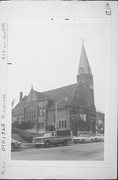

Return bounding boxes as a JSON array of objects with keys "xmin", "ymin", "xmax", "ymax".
[
  {"xmin": 73, "ymin": 134, "xmax": 94, "ymax": 144},
  {"xmin": 11, "ymin": 139, "xmax": 22, "ymax": 151},
  {"xmin": 93, "ymin": 134, "xmax": 104, "ymax": 142}
]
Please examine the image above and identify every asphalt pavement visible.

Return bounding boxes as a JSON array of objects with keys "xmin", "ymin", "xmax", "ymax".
[{"xmin": 11, "ymin": 142, "xmax": 104, "ymax": 161}]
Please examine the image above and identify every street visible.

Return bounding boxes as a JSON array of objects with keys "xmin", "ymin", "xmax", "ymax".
[{"xmin": 11, "ymin": 142, "xmax": 104, "ymax": 161}]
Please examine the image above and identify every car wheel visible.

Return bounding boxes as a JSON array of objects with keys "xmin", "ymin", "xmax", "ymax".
[
  {"xmin": 74, "ymin": 140, "xmax": 77, "ymax": 144},
  {"xmin": 35, "ymin": 144, "xmax": 41, "ymax": 148},
  {"xmin": 81, "ymin": 139, "xmax": 85, "ymax": 143}
]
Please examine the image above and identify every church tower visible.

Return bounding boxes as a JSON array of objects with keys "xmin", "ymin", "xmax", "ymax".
[
  {"xmin": 72, "ymin": 40, "xmax": 96, "ymax": 134},
  {"xmin": 76, "ymin": 40, "xmax": 95, "ymax": 107}
]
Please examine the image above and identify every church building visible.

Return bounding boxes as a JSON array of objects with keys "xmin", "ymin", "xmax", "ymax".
[{"xmin": 12, "ymin": 41, "xmax": 96, "ymax": 135}]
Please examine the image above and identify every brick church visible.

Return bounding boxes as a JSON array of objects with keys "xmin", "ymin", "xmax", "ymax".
[{"xmin": 12, "ymin": 41, "xmax": 96, "ymax": 135}]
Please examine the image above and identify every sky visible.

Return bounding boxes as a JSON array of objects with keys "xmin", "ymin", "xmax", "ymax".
[{"xmin": 8, "ymin": 17, "xmax": 111, "ymax": 113}]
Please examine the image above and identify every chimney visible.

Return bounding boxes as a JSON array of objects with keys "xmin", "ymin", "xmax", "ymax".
[{"xmin": 19, "ymin": 92, "xmax": 23, "ymax": 102}]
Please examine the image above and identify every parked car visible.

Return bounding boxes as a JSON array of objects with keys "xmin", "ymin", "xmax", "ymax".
[
  {"xmin": 73, "ymin": 134, "xmax": 94, "ymax": 144},
  {"xmin": 93, "ymin": 134, "xmax": 104, "ymax": 142},
  {"xmin": 33, "ymin": 131, "xmax": 72, "ymax": 148},
  {"xmin": 11, "ymin": 139, "xmax": 22, "ymax": 151}
]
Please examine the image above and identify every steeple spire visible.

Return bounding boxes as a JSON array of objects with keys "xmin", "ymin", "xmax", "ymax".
[{"xmin": 77, "ymin": 40, "xmax": 92, "ymax": 78}]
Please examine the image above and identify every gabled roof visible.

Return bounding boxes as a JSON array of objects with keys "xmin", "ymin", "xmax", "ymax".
[
  {"xmin": 44, "ymin": 84, "xmax": 76, "ymax": 101},
  {"xmin": 12, "ymin": 83, "xmax": 77, "ymax": 113},
  {"xmin": 77, "ymin": 43, "xmax": 92, "ymax": 75},
  {"xmin": 44, "ymin": 84, "xmax": 76, "ymax": 109}
]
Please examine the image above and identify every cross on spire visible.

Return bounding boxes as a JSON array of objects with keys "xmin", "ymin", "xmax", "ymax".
[{"xmin": 81, "ymin": 38, "xmax": 84, "ymax": 45}]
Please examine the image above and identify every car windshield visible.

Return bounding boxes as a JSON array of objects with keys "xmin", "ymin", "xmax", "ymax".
[{"xmin": 43, "ymin": 132, "xmax": 51, "ymax": 137}]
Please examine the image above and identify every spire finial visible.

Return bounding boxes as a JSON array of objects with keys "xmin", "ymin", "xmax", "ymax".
[{"xmin": 81, "ymin": 38, "xmax": 84, "ymax": 45}]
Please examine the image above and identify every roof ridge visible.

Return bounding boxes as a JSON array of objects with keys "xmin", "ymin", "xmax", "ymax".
[
  {"xmin": 44, "ymin": 83, "xmax": 76, "ymax": 93},
  {"xmin": 34, "ymin": 90, "xmax": 45, "ymax": 94}
]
